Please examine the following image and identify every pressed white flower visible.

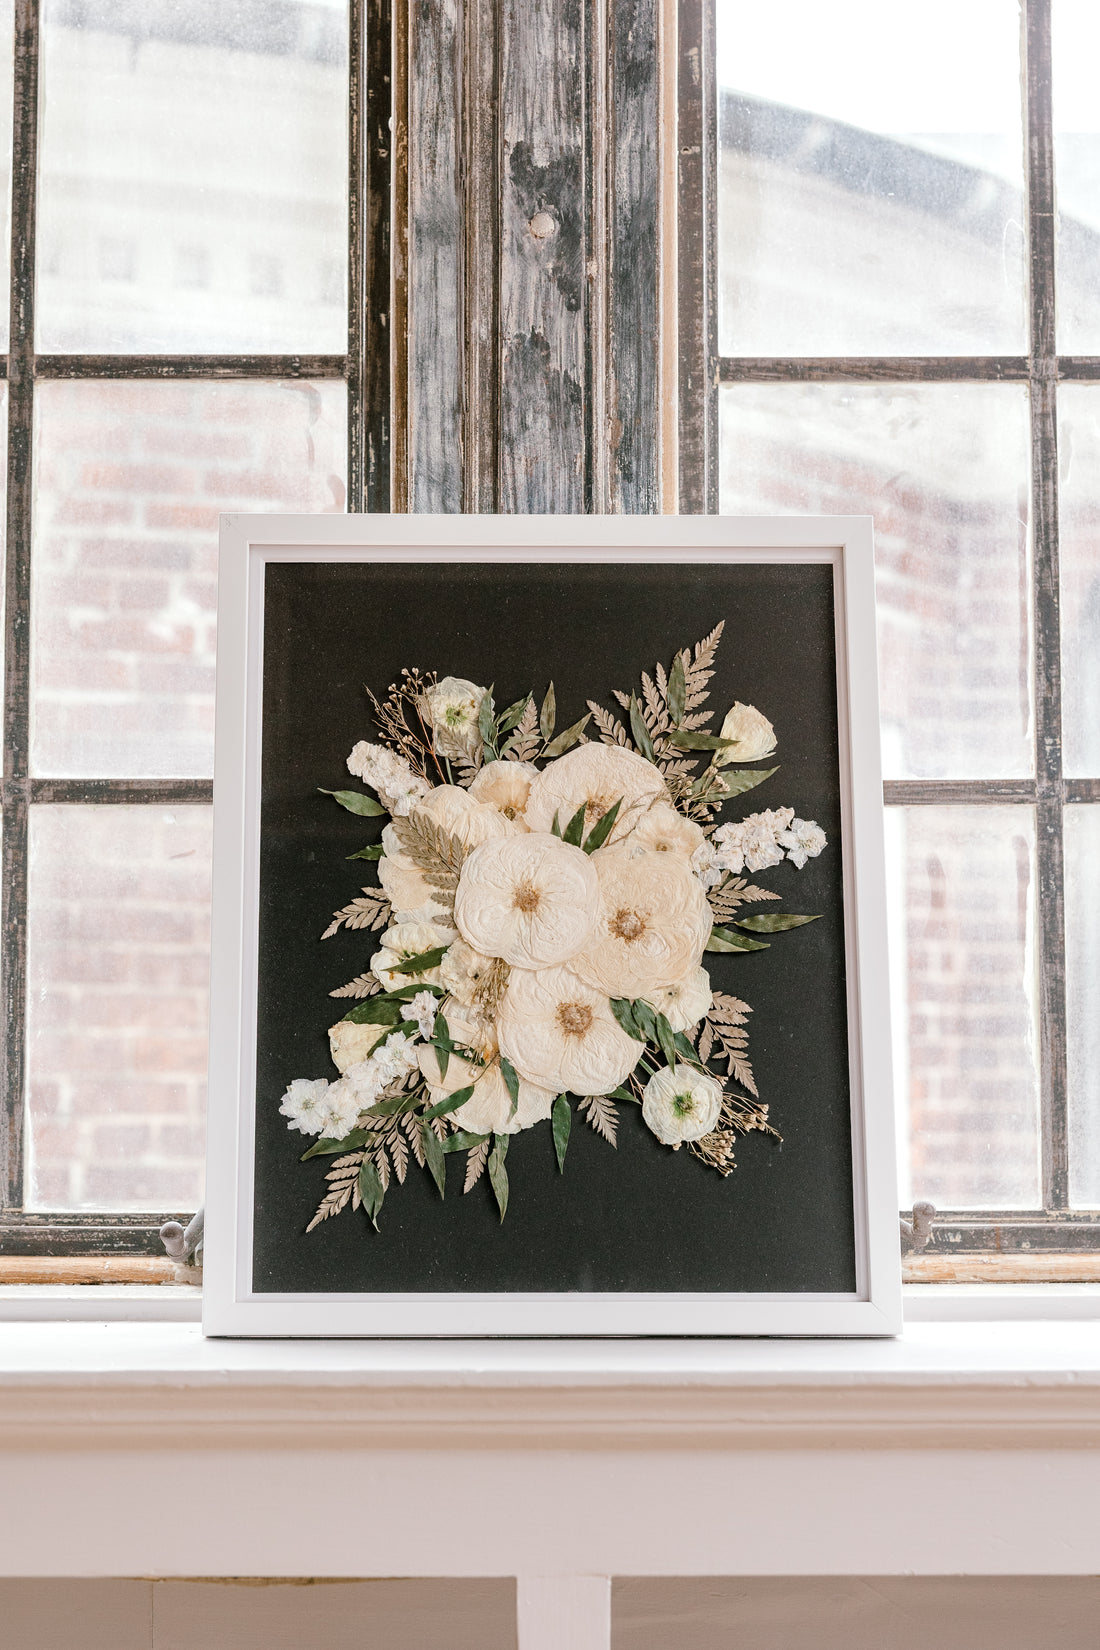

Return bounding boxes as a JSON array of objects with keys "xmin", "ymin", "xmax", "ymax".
[
  {"xmin": 328, "ymin": 1018, "xmax": 391, "ymax": 1074},
  {"xmin": 625, "ymin": 801, "xmax": 706, "ymax": 859},
  {"xmin": 439, "ymin": 937, "xmax": 496, "ymax": 1005},
  {"xmin": 454, "ymin": 833, "xmax": 599, "ymax": 969},
  {"xmin": 641, "ymin": 1064, "xmax": 723, "ymax": 1146},
  {"xmin": 778, "ymin": 817, "xmax": 828, "ymax": 869},
  {"xmin": 373, "ymin": 1029, "xmax": 421, "ymax": 1082},
  {"xmin": 572, "ymin": 847, "xmax": 713, "ymax": 998},
  {"xmin": 279, "ymin": 1077, "xmax": 333, "ymax": 1136},
  {"xmin": 468, "ymin": 759, "xmax": 538, "ymax": 824},
  {"xmin": 498, "ymin": 965, "xmax": 642, "ymax": 1096},
  {"xmin": 346, "ymin": 741, "xmax": 431, "ymax": 816},
  {"xmin": 370, "ymin": 921, "xmax": 455, "ymax": 991},
  {"xmin": 716, "ymin": 702, "xmax": 777, "ymax": 765},
  {"xmin": 690, "ymin": 840, "xmax": 723, "ymax": 890},
  {"xmin": 416, "ymin": 784, "xmax": 519, "ymax": 849},
  {"xmin": 712, "ymin": 808, "xmax": 794, "ymax": 875},
  {"xmin": 409, "ymin": 989, "xmax": 438, "ymax": 1040},
  {"xmin": 418, "ymin": 1042, "xmax": 556, "ymax": 1136},
  {"xmin": 523, "ymin": 744, "xmax": 667, "ymax": 843},
  {"xmin": 316, "ymin": 1077, "xmax": 362, "ymax": 1141},
  {"xmin": 649, "ymin": 965, "xmax": 713, "ymax": 1033},
  {"xmin": 420, "ymin": 676, "xmax": 488, "ymax": 764}
]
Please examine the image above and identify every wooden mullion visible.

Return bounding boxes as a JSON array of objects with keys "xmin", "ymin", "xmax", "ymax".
[
  {"xmin": 35, "ymin": 354, "xmax": 347, "ymax": 380},
  {"xmin": 719, "ymin": 356, "xmax": 1032, "ymax": 383}
]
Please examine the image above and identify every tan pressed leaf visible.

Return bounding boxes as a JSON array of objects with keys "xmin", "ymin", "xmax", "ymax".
[
  {"xmin": 697, "ymin": 1020, "xmax": 714, "ymax": 1064},
  {"xmin": 464, "ymin": 1136, "xmax": 490, "ymax": 1192},
  {"xmin": 587, "ymin": 700, "xmax": 632, "ymax": 749},
  {"xmin": 329, "ymin": 972, "xmax": 382, "ymax": 999},
  {"xmin": 504, "ymin": 697, "xmax": 541, "ymax": 762},
  {"xmin": 579, "ymin": 1093, "xmax": 619, "ymax": 1147},
  {"xmin": 682, "ymin": 621, "xmax": 725, "ymax": 712},
  {"xmin": 321, "ymin": 888, "xmax": 391, "ymax": 940},
  {"xmin": 391, "ymin": 810, "xmax": 466, "ymax": 876}
]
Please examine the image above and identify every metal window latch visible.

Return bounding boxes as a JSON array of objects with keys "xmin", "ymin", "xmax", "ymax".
[
  {"xmin": 159, "ymin": 1207, "xmax": 204, "ymax": 1282},
  {"xmin": 900, "ymin": 1200, "xmax": 936, "ymax": 1255}
]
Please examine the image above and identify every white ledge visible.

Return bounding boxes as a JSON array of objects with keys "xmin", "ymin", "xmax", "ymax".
[{"xmin": 2, "ymin": 1318, "xmax": 1100, "ymax": 1450}]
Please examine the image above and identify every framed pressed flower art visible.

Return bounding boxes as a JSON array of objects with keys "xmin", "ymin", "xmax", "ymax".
[{"xmin": 202, "ymin": 515, "xmax": 901, "ymax": 1336}]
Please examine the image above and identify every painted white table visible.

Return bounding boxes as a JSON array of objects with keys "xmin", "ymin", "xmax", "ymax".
[{"xmin": 2, "ymin": 1318, "xmax": 1100, "ymax": 1650}]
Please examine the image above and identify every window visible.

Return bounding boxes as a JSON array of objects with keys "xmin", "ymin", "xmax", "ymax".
[
  {"xmin": 704, "ymin": 0, "xmax": 1100, "ymax": 1255},
  {"xmin": 1, "ymin": 0, "xmax": 390, "ymax": 1259}
]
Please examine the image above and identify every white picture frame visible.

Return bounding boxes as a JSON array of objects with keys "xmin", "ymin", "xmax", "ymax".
[{"xmin": 203, "ymin": 514, "xmax": 901, "ymax": 1337}]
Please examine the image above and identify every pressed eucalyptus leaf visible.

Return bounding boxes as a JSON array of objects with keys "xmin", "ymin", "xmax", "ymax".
[
  {"xmin": 341, "ymin": 996, "xmax": 403, "ymax": 1026},
  {"xmin": 346, "ymin": 843, "xmax": 384, "ymax": 860},
  {"xmin": 421, "ymin": 1120, "xmax": 446, "ymax": 1198},
  {"xmin": 551, "ymin": 810, "xmax": 563, "ymax": 838},
  {"xmin": 673, "ymin": 1030, "xmax": 700, "ymax": 1063},
  {"xmin": 667, "ymin": 730, "xmax": 735, "ymax": 751},
  {"xmin": 500, "ymin": 1054, "xmax": 521, "ymax": 1117},
  {"xmin": 357, "ymin": 1156, "xmax": 385, "ymax": 1230},
  {"xmin": 542, "ymin": 711, "xmax": 591, "ymax": 758},
  {"xmin": 488, "ymin": 1135, "xmax": 509, "ymax": 1223},
  {"xmin": 391, "ymin": 944, "xmax": 448, "ymax": 976},
  {"xmin": 552, "ymin": 1094, "xmax": 571, "ymax": 1173},
  {"xmin": 478, "ymin": 690, "xmax": 498, "ymax": 756},
  {"xmin": 423, "ymin": 1084, "xmax": 474, "ymax": 1120},
  {"xmin": 631, "ymin": 999, "xmax": 659, "ymax": 1043},
  {"xmin": 318, "ymin": 787, "xmax": 386, "ymax": 817},
  {"xmin": 582, "ymin": 797, "xmax": 622, "ymax": 854},
  {"xmin": 628, "ymin": 694, "xmax": 656, "ymax": 760},
  {"xmin": 609, "ymin": 1085, "xmax": 640, "ymax": 1103},
  {"xmin": 706, "ymin": 924, "xmax": 770, "ymax": 953},
  {"xmin": 301, "ymin": 1128, "xmax": 369, "ymax": 1160},
  {"xmin": 610, "ymin": 997, "xmax": 644, "ymax": 1041},
  {"xmin": 562, "ymin": 802, "xmax": 588, "ymax": 846},
  {"xmin": 496, "ymin": 694, "xmax": 530, "ymax": 735},
  {"xmin": 654, "ymin": 1011, "xmax": 679, "ymax": 1069},
  {"xmin": 443, "ymin": 1129, "xmax": 490, "ymax": 1153},
  {"xmin": 736, "ymin": 912, "xmax": 821, "ymax": 933},
  {"xmin": 540, "ymin": 681, "xmax": 557, "ymax": 741},
  {"xmin": 710, "ymin": 766, "xmax": 779, "ymax": 799},
  {"xmin": 668, "ymin": 650, "xmax": 687, "ymax": 725}
]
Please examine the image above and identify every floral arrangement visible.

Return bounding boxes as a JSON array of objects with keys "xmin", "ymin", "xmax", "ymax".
[{"xmin": 279, "ymin": 623, "xmax": 827, "ymax": 1229}]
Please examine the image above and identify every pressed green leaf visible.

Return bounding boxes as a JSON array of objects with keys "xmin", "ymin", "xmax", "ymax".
[
  {"xmin": 667, "ymin": 730, "xmax": 735, "ymax": 752},
  {"xmin": 346, "ymin": 843, "xmax": 384, "ymax": 860},
  {"xmin": 301, "ymin": 1128, "xmax": 369, "ymax": 1160},
  {"xmin": 654, "ymin": 1011, "xmax": 678, "ymax": 1069},
  {"xmin": 552, "ymin": 1095, "xmax": 571, "ymax": 1173},
  {"xmin": 478, "ymin": 691, "xmax": 498, "ymax": 758},
  {"xmin": 434, "ymin": 1011, "xmax": 451, "ymax": 1081},
  {"xmin": 421, "ymin": 1121, "xmax": 446, "ymax": 1199},
  {"xmin": 673, "ymin": 1030, "xmax": 700, "ymax": 1063},
  {"xmin": 710, "ymin": 766, "xmax": 779, "ymax": 799},
  {"xmin": 610, "ymin": 997, "xmax": 644, "ymax": 1041},
  {"xmin": 582, "ymin": 797, "xmax": 622, "ymax": 854},
  {"xmin": 550, "ymin": 810, "xmax": 563, "ymax": 839},
  {"xmin": 496, "ymin": 694, "xmax": 531, "ymax": 735},
  {"xmin": 609, "ymin": 1085, "xmax": 640, "ymax": 1104},
  {"xmin": 357, "ymin": 1156, "xmax": 385, "ymax": 1231},
  {"xmin": 631, "ymin": 999, "xmax": 659, "ymax": 1044},
  {"xmin": 488, "ymin": 1134, "xmax": 510, "ymax": 1223},
  {"xmin": 443, "ymin": 1129, "xmax": 490, "ymax": 1153},
  {"xmin": 499, "ymin": 1054, "xmax": 521, "ymax": 1117},
  {"xmin": 542, "ymin": 711, "xmax": 591, "ymax": 758},
  {"xmin": 668, "ymin": 651, "xmax": 687, "ymax": 725},
  {"xmin": 391, "ymin": 944, "xmax": 448, "ymax": 976},
  {"xmin": 562, "ymin": 802, "xmax": 588, "ymax": 846},
  {"xmin": 318, "ymin": 787, "xmax": 386, "ymax": 817},
  {"xmin": 383, "ymin": 981, "xmax": 445, "ymax": 1002},
  {"xmin": 706, "ymin": 924, "xmax": 770, "ymax": 953},
  {"xmin": 341, "ymin": 996, "xmax": 403, "ymax": 1026},
  {"xmin": 363, "ymin": 1089, "xmax": 422, "ymax": 1120},
  {"xmin": 629, "ymin": 694, "xmax": 656, "ymax": 761},
  {"xmin": 539, "ymin": 681, "xmax": 556, "ymax": 741},
  {"xmin": 736, "ymin": 912, "xmax": 821, "ymax": 933},
  {"xmin": 423, "ymin": 1084, "xmax": 474, "ymax": 1120}
]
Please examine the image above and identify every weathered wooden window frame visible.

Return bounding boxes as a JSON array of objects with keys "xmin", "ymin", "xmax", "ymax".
[
  {"xmin": 687, "ymin": 0, "xmax": 1100, "ymax": 1254},
  {"xmin": 0, "ymin": 0, "xmax": 393, "ymax": 1257}
]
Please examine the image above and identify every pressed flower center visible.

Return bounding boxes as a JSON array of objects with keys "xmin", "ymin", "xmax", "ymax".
[
  {"xmin": 557, "ymin": 1001, "xmax": 594, "ymax": 1037},
  {"xmin": 584, "ymin": 792, "xmax": 615, "ymax": 825},
  {"xmin": 512, "ymin": 878, "xmax": 542, "ymax": 914},
  {"xmin": 672, "ymin": 1091, "xmax": 696, "ymax": 1117},
  {"xmin": 501, "ymin": 804, "xmax": 519, "ymax": 819},
  {"xmin": 610, "ymin": 906, "xmax": 646, "ymax": 943}
]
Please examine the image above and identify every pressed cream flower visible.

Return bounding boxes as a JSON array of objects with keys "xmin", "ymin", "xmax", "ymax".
[
  {"xmin": 716, "ymin": 702, "xmax": 777, "ymax": 765},
  {"xmin": 377, "ymin": 823, "xmax": 455, "ymax": 925},
  {"xmin": 439, "ymin": 937, "xmax": 496, "ymax": 1005},
  {"xmin": 468, "ymin": 759, "xmax": 538, "ymax": 823},
  {"xmin": 419, "ymin": 1043, "xmax": 556, "ymax": 1136},
  {"xmin": 573, "ymin": 847, "xmax": 713, "ymax": 998},
  {"xmin": 328, "ymin": 1018, "xmax": 391, "ymax": 1074},
  {"xmin": 649, "ymin": 965, "xmax": 712, "ymax": 1033},
  {"xmin": 641, "ymin": 1065, "xmax": 723, "ymax": 1146},
  {"xmin": 778, "ymin": 817, "xmax": 827, "ymax": 869},
  {"xmin": 346, "ymin": 741, "xmax": 431, "ymax": 816},
  {"xmin": 370, "ymin": 921, "xmax": 455, "ymax": 991},
  {"xmin": 416, "ymin": 784, "xmax": 519, "ymax": 849},
  {"xmin": 420, "ymin": 676, "xmax": 488, "ymax": 763},
  {"xmin": 523, "ymin": 744, "xmax": 667, "ymax": 842},
  {"xmin": 498, "ymin": 965, "xmax": 641, "ymax": 1096},
  {"xmin": 454, "ymin": 833, "xmax": 599, "ymax": 969},
  {"xmin": 279, "ymin": 1077, "xmax": 333, "ymax": 1136},
  {"xmin": 626, "ymin": 801, "xmax": 706, "ymax": 859}
]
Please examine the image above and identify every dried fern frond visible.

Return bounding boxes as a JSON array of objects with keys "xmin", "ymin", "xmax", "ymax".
[
  {"xmin": 702, "ymin": 990, "xmax": 757, "ymax": 1096},
  {"xmin": 579, "ymin": 1093, "xmax": 619, "ymax": 1146},
  {"xmin": 391, "ymin": 810, "xmax": 466, "ymax": 876},
  {"xmin": 681, "ymin": 621, "xmax": 725, "ymax": 712},
  {"xmin": 707, "ymin": 877, "xmax": 782, "ymax": 923},
  {"xmin": 329, "ymin": 972, "xmax": 382, "ymax": 999},
  {"xmin": 464, "ymin": 1135, "xmax": 491, "ymax": 1192},
  {"xmin": 587, "ymin": 700, "xmax": 632, "ymax": 749},
  {"xmin": 503, "ymin": 697, "xmax": 541, "ymax": 762},
  {"xmin": 306, "ymin": 1151, "xmax": 364, "ymax": 1231},
  {"xmin": 321, "ymin": 888, "xmax": 391, "ymax": 940}
]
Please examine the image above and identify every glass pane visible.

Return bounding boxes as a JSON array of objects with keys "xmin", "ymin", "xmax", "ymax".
[
  {"xmin": 25, "ymin": 806, "xmax": 211, "ymax": 1212},
  {"xmin": 31, "ymin": 377, "xmax": 347, "ymax": 778},
  {"xmin": 1057, "ymin": 385, "xmax": 1100, "ymax": 774},
  {"xmin": 716, "ymin": 0, "xmax": 1026, "ymax": 355},
  {"xmin": 1065, "ymin": 805, "xmax": 1100, "ymax": 1206},
  {"xmin": 1054, "ymin": 0, "xmax": 1100, "ymax": 352},
  {"xmin": 37, "ymin": 1, "xmax": 348, "ymax": 352},
  {"xmin": 887, "ymin": 806, "xmax": 1041, "ymax": 1211},
  {"xmin": 720, "ymin": 383, "xmax": 1033, "ymax": 780}
]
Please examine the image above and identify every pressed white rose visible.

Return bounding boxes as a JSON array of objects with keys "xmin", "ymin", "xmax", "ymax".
[
  {"xmin": 649, "ymin": 965, "xmax": 712, "ymax": 1033},
  {"xmin": 523, "ymin": 744, "xmax": 667, "ymax": 843},
  {"xmin": 778, "ymin": 817, "xmax": 827, "ymax": 869},
  {"xmin": 626, "ymin": 801, "xmax": 706, "ymax": 859},
  {"xmin": 370, "ymin": 921, "xmax": 455, "ymax": 991},
  {"xmin": 641, "ymin": 1064, "xmax": 723, "ymax": 1146},
  {"xmin": 716, "ymin": 702, "xmax": 777, "ymax": 765},
  {"xmin": 439, "ymin": 937, "xmax": 496, "ymax": 1005},
  {"xmin": 279, "ymin": 1077, "xmax": 333, "ymax": 1136},
  {"xmin": 415, "ymin": 784, "xmax": 519, "ymax": 849},
  {"xmin": 498, "ymin": 965, "xmax": 642, "ymax": 1096},
  {"xmin": 418, "ymin": 1038, "xmax": 555, "ymax": 1136},
  {"xmin": 468, "ymin": 758, "xmax": 538, "ymax": 824},
  {"xmin": 454, "ymin": 833, "xmax": 599, "ymax": 969},
  {"xmin": 346, "ymin": 740, "xmax": 431, "ymax": 816},
  {"xmin": 572, "ymin": 847, "xmax": 713, "ymax": 998},
  {"xmin": 328, "ymin": 1018, "xmax": 391, "ymax": 1074},
  {"xmin": 420, "ymin": 676, "xmax": 488, "ymax": 763}
]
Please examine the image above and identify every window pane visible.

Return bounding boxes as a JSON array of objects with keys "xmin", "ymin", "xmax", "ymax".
[
  {"xmin": 1057, "ymin": 385, "xmax": 1100, "ymax": 774},
  {"xmin": 1065, "ymin": 805, "xmax": 1100, "ymax": 1207},
  {"xmin": 888, "ymin": 807, "xmax": 1041, "ymax": 1211},
  {"xmin": 719, "ymin": 383, "xmax": 1033, "ymax": 780},
  {"xmin": 716, "ymin": 0, "xmax": 1026, "ymax": 355},
  {"xmin": 25, "ymin": 805, "xmax": 211, "ymax": 1212},
  {"xmin": 31, "ymin": 377, "xmax": 346, "ymax": 778},
  {"xmin": 37, "ymin": 1, "xmax": 348, "ymax": 352},
  {"xmin": 1053, "ymin": 0, "xmax": 1100, "ymax": 352}
]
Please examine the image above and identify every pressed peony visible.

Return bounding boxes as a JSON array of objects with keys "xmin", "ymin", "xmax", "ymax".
[
  {"xmin": 279, "ymin": 1077, "xmax": 334, "ymax": 1136},
  {"xmin": 469, "ymin": 758, "xmax": 538, "ymax": 823},
  {"xmin": 498, "ymin": 965, "xmax": 641, "ymax": 1096},
  {"xmin": 370, "ymin": 920, "xmax": 455, "ymax": 991},
  {"xmin": 573, "ymin": 846, "xmax": 713, "ymax": 998},
  {"xmin": 454, "ymin": 833, "xmax": 599, "ymax": 969},
  {"xmin": 420, "ymin": 676, "xmax": 488, "ymax": 763},
  {"xmin": 627, "ymin": 801, "xmax": 707, "ymax": 859},
  {"xmin": 419, "ymin": 1044, "xmax": 556, "ymax": 1136},
  {"xmin": 649, "ymin": 965, "xmax": 713, "ymax": 1033},
  {"xmin": 641, "ymin": 1064, "xmax": 723, "ymax": 1145},
  {"xmin": 415, "ymin": 784, "xmax": 519, "ymax": 849},
  {"xmin": 439, "ymin": 936, "xmax": 496, "ymax": 1005},
  {"xmin": 778, "ymin": 817, "xmax": 828, "ymax": 869},
  {"xmin": 523, "ymin": 744, "xmax": 667, "ymax": 842},
  {"xmin": 346, "ymin": 740, "xmax": 431, "ymax": 816},
  {"xmin": 716, "ymin": 702, "xmax": 777, "ymax": 765},
  {"xmin": 328, "ymin": 1018, "xmax": 391, "ymax": 1074}
]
